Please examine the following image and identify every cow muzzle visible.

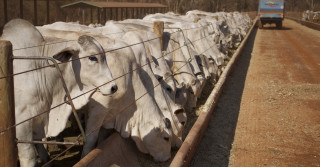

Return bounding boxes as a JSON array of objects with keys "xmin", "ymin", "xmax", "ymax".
[{"xmin": 97, "ymin": 82, "xmax": 118, "ymax": 96}]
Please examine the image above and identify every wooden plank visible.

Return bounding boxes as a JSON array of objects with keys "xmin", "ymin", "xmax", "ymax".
[
  {"xmin": 0, "ymin": 41, "xmax": 17, "ymax": 167},
  {"xmin": 4, "ymin": 0, "xmax": 8, "ymax": 23},
  {"xmin": 98, "ymin": 8, "xmax": 100, "ymax": 24},
  {"xmin": 20, "ymin": 0, "xmax": 23, "ymax": 19},
  {"xmin": 103, "ymin": 8, "xmax": 107, "ymax": 24},
  {"xmin": 74, "ymin": 133, "xmax": 139, "ymax": 167},
  {"xmin": 110, "ymin": 8, "xmax": 112, "ymax": 21},
  {"xmin": 115, "ymin": 8, "xmax": 118, "ymax": 21},
  {"xmin": 82, "ymin": 9, "xmax": 85, "ymax": 25},
  {"xmin": 153, "ymin": 21, "xmax": 164, "ymax": 51},
  {"xmin": 90, "ymin": 8, "xmax": 93, "ymax": 23},
  {"xmin": 34, "ymin": 0, "xmax": 37, "ymax": 25},
  {"xmin": 46, "ymin": 0, "xmax": 49, "ymax": 24},
  {"xmin": 126, "ymin": 8, "xmax": 129, "ymax": 19},
  {"xmin": 120, "ymin": 8, "xmax": 123, "ymax": 20}
]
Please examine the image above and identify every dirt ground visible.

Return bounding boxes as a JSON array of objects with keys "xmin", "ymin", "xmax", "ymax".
[{"xmin": 191, "ymin": 19, "xmax": 320, "ymax": 167}]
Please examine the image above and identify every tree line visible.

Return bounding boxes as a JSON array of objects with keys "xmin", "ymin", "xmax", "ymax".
[{"xmin": 94, "ymin": 0, "xmax": 320, "ymax": 13}]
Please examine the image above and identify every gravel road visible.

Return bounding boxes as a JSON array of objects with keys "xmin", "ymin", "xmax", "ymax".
[{"xmin": 190, "ymin": 19, "xmax": 320, "ymax": 167}]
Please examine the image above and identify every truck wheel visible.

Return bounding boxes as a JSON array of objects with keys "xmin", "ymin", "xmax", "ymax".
[
  {"xmin": 277, "ymin": 21, "xmax": 283, "ymax": 29},
  {"xmin": 258, "ymin": 20, "xmax": 263, "ymax": 29}
]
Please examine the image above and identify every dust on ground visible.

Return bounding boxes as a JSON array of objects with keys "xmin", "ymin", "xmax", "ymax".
[{"xmin": 190, "ymin": 19, "xmax": 320, "ymax": 167}]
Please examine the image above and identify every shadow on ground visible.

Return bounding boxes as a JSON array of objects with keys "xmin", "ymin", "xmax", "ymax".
[
  {"xmin": 260, "ymin": 23, "xmax": 292, "ymax": 30},
  {"xmin": 190, "ymin": 28, "xmax": 258, "ymax": 167}
]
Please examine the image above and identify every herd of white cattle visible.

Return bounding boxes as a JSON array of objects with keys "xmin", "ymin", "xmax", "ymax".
[
  {"xmin": 0, "ymin": 10, "xmax": 251, "ymax": 166},
  {"xmin": 302, "ymin": 10, "xmax": 320, "ymax": 23}
]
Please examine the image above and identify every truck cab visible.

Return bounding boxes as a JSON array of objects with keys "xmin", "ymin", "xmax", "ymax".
[{"xmin": 258, "ymin": 0, "xmax": 285, "ymax": 29}]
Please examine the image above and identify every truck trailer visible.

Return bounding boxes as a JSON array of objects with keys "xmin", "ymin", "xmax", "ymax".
[{"xmin": 258, "ymin": 0, "xmax": 285, "ymax": 29}]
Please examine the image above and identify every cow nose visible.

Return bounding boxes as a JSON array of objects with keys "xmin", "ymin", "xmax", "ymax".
[{"xmin": 111, "ymin": 85, "xmax": 118, "ymax": 93}]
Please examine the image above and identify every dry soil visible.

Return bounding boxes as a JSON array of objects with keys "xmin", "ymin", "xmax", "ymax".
[{"xmin": 191, "ymin": 19, "xmax": 320, "ymax": 167}]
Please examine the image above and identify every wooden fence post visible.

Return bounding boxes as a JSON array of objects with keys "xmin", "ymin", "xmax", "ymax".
[
  {"xmin": 0, "ymin": 41, "xmax": 17, "ymax": 167},
  {"xmin": 153, "ymin": 21, "xmax": 164, "ymax": 51}
]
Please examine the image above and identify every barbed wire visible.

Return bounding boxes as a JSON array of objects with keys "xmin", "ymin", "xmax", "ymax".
[
  {"xmin": 0, "ymin": 29, "xmax": 206, "ymax": 134},
  {"xmin": 0, "ymin": 27, "xmax": 217, "ymax": 81},
  {"xmin": 84, "ymin": 40, "xmax": 219, "ymax": 140},
  {"xmin": 0, "ymin": 22, "xmax": 224, "ymax": 166}
]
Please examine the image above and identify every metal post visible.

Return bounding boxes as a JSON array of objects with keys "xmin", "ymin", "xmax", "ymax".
[
  {"xmin": 34, "ymin": 0, "xmax": 37, "ymax": 25},
  {"xmin": 0, "ymin": 41, "xmax": 17, "ymax": 167}
]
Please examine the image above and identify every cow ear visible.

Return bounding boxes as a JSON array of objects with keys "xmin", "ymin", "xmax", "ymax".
[
  {"xmin": 53, "ymin": 48, "xmax": 76, "ymax": 63},
  {"xmin": 78, "ymin": 35, "xmax": 92, "ymax": 46}
]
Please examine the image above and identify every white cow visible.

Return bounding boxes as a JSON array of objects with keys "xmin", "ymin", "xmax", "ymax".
[
  {"xmin": 83, "ymin": 44, "xmax": 173, "ymax": 161},
  {"xmin": 120, "ymin": 31, "xmax": 187, "ymax": 147},
  {"xmin": 111, "ymin": 20, "xmax": 206, "ymax": 109},
  {"xmin": 38, "ymin": 21, "xmax": 177, "ymax": 96},
  {"xmin": 0, "ymin": 19, "xmax": 117, "ymax": 167},
  {"xmin": 38, "ymin": 23, "xmax": 187, "ymax": 150}
]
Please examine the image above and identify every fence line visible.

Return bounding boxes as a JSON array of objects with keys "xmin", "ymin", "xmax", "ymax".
[
  {"xmin": 84, "ymin": 39, "xmax": 219, "ymax": 142},
  {"xmin": 0, "ymin": 21, "xmax": 222, "ymax": 167},
  {"xmin": 0, "ymin": 24, "xmax": 215, "ymax": 81},
  {"xmin": 0, "ymin": 28, "xmax": 206, "ymax": 135}
]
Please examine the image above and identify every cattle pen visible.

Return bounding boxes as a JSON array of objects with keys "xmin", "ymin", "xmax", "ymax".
[
  {"xmin": 1, "ymin": 2, "xmax": 320, "ymax": 166},
  {"xmin": 0, "ymin": 10, "xmax": 256, "ymax": 167}
]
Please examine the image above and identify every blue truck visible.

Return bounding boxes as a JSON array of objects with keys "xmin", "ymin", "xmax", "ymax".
[{"xmin": 258, "ymin": 0, "xmax": 285, "ymax": 29}]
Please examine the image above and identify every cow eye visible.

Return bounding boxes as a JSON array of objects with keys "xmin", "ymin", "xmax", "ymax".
[
  {"xmin": 89, "ymin": 56, "xmax": 98, "ymax": 62},
  {"xmin": 164, "ymin": 137, "xmax": 169, "ymax": 142},
  {"xmin": 166, "ymin": 87, "xmax": 172, "ymax": 93},
  {"xmin": 190, "ymin": 90, "xmax": 194, "ymax": 95}
]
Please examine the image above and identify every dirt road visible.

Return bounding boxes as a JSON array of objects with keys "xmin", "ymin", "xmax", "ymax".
[{"xmin": 190, "ymin": 19, "xmax": 320, "ymax": 167}]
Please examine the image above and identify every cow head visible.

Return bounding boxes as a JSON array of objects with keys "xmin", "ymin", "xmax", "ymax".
[
  {"xmin": 53, "ymin": 35, "xmax": 118, "ymax": 96},
  {"xmin": 132, "ymin": 117, "xmax": 172, "ymax": 162}
]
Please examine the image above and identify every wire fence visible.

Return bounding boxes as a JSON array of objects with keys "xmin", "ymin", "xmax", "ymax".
[{"xmin": 0, "ymin": 23, "xmax": 222, "ymax": 167}]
